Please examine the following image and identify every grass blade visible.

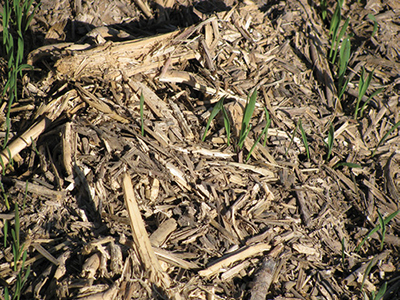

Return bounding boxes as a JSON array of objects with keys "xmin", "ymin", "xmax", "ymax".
[
  {"xmin": 374, "ymin": 282, "xmax": 387, "ymax": 300},
  {"xmin": 221, "ymin": 105, "xmax": 231, "ymax": 146},
  {"xmin": 262, "ymin": 108, "xmax": 271, "ymax": 147},
  {"xmin": 359, "ymin": 87, "xmax": 384, "ymax": 118},
  {"xmin": 355, "ymin": 210, "xmax": 400, "ymax": 252},
  {"xmin": 298, "ymin": 119, "xmax": 310, "ymax": 161},
  {"xmin": 238, "ymin": 89, "xmax": 257, "ymax": 149},
  {"xmin": 202, "ymin": 96, "xmax": 226, "ymax": 142},
  {"xmin": 368, "ymin": 13, "xmax": 378, "ymax": 37},
  {"xmin": 361, "ymin": 257, "xmax": 376, "ymax": 292},
  {"xmin": 378, "ymin": 210, "xmax": 386, "ymax": 251},
  {"xmin": 246, "ymin": 107, "xmax": 271, "ymax": 162},
  {"xmin": 326, "ymin": 122, "xmax": 334, "ymax": 160},
  {"xmin": 372, "ymin": 120, "xmax": 400, "ymax": 157}
]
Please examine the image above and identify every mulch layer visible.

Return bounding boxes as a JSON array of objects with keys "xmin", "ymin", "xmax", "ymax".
[{"xmin": 1, "ymin": 0, "xmax": 400, "ymax": 299}]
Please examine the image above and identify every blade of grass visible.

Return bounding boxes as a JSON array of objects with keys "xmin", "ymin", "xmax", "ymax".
[
  {"xmin": 221, "ymin": 105, "xmax": 231, "ymax": 146},
  {"xmin": 368, "ymin": 13, "xmax": 378, "ymax": 37},
  {"xmin": 238, "ymin": 89, "xmax": 257, "ymax": 150},
  {"xmin": 372, "ymin": 120, "xmax": 400, "ymax": 157},
  {"xmin": 359, "ymin": 87, "xmax": 384, "ymax": 118},
  {"xmin": 202, "ymin": 96, "xmax": 226, "ymax": 142},
  {"xmin": 298, "ymin": 119, "xmax": 310, "ymax": 161},
  {"xmin": 246, "ymin": 107, "xmax": 271, "ymax": 162},
  {"xmin": 374, "ymin": 282, "xmax": 387, "ymax": 300},
  {"xmin": 326, "ymin": 122, "xmax": 334, "ymax": 160},
  {"xmin": 355, "ymin": 210, "xmax": 400, "ymax": 252},
  {"xmin": 332, "ymin": 17, "xmax": 349, "ymax": 64},
  {"xmin": 285, "ymin": 122, "xmax": 299, "ymax": 157},
  {"xmin": 262, "ymin": 108, "xmax": 271, "ymax": 147},
  {"xmin": 378, "ymin": 210, "xmax": 386, "ymax": 251},
  {"xmin": 361, "ymin": 257, "xmax": 376, "ymax": 292}
]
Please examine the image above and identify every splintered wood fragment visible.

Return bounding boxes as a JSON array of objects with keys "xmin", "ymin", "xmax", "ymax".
[
  {"xmin": 153, "ymin": 247, "xmax": 200, "ymax": 270},
  {"xmin": 295, "ymin": 189, "xmax": 312, "ymax": 228},
  {"xmin": 75, "ymin": 83, "xmax": 129, "ymax": 123},
  {"xmin": 52, "ymin": 29, "xmax": 196, "ymax": 80},
  {"xmin": 343, "ymin": 250, "xmax": 390, "ymax": 286},
  {"xmin": 122, "ymin": 173, "xmax": 171, "ymax": 288},
  {"xmin": 159, "ymin": 69, "xmax": 249, "ymax": 105},
  {"xmin": 199, "ymin": 242, "xmax": 271, "ymax": 277},
  {"xmin": 250, "ymin": 258, "xmax": 277, "ymax": 300},
  {"xmin": 226, "ymin": 162, "xmax": 277, "ymax": 179},
  {"xmin": 76, "ymin": 283, "xmax": 118, "ymax": 300},
  {"xmin": 62, "ymin": 122, "xmax": 74, "ymax": 176},
  {"xmin": 150, "ymin": 218, "xmax": 177, "ymax": 247},
  {"xmin": 33, "ymin": 244, "xmax": 60, "ymax": 266},
  {"xmin": 0, "ymin": 117, "xmax": 52, "ymax": 173},
  {"xmin": 127, "ymin": 80, "xmax": 182, "ymax": 141}
]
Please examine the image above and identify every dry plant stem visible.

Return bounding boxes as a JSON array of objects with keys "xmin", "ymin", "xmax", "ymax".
[
  {"xmin": 250, "ymin": 258, "xmax": 277, "ymax": 300},
  {"xmin": 343, "ymin": 250, "xmax": 390, "ymax": 285},
  {"xmin": 295, "ymin": 189, "xmax": 312, "ymax": 228},
  {"xmin": 198, "ymin": 242, "xmax": 271, "ymax": 277},
  {"xmin": 121, "ymin": 173, "xmax": 171, "ymax": 289},
  {"xmin": 0, "ymin": 117, "xmax": 52, "ymax": 173}
]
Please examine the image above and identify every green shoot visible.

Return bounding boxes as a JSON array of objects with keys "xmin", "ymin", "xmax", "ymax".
[
  {"xmin": 285, "ymin": 122, "xmax": 299, "ymax": 157},
  {"xmin": 140, "ymin": 92, "xmax": 145, "ymax": 136},
  {"xmin": 355, "ymin": 210, "xmax": 400, "ymax": 252},
  {"xmin": 325, "ymin": 122, "xmax": 334, "ymax": 160},
  {"xmin": 263, "ymin": 108, "xmax": 271, "ymax": 147},
  {"xmin": 321, "ymin": 0, "xmax": 327, "ymax": 20},
  {"xmin": 372, "ymin": 120, "xmax": 400, "ymax": 157},
  {"xmin": 377, "ymin": 210, "xmax": 386, "ymax": 251},
  {"xmin": 361, "ymin": 257, "xmax": 376, "ymax": 292},
  {"xmin": 238, "ymin": 89, "xmax": 257, "ymax": 150},
  {"xmin": 331, "ymin": 17, "xmax": 350, "ymax": 64},
  {"xmin": 1, "ymin": 0, "xmax": 39, "ymax": 148},
  {"xmin": 371, "ymin": 282, "xmax": 387, "ymax": 300},
  {"xmin": 202, "ymin": 96, "xmax": 230, "ymax": 146},
  {"xmin": 246, "ymin": 106, "xmax": 271, "ymax": 162},
  {"xmin": 298, "ymin": 119, "xmax": 310, "ymax": 161},
  {"xmin": 368, "ymin": 14, "xmax": 378, "ymax": 37},
  {"xmin": 359, "ymin": 88, "xmax": 384, "ymax": 118},
  {"xmin": 354, "ymin": 67, "xmax": 383, "ymax": 119},
  {"xmin": 337, "ymin": 36, "xmax": 351, "ymax": 100}
]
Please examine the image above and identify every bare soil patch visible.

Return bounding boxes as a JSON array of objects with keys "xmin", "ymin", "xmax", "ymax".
[{"xmin": 1, "ymin": 0, "xmax": 400, "ymax": 299}]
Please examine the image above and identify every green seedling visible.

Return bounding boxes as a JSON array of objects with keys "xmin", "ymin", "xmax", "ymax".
[
  {"xmin": 285, "ymin": 121, "xmax": 299, "ymax": 157},
  {"xmin": 140, "ymin": 92, "xmax": 145, "ymax": 136},
  {"xmin": 370, "ymin": 282, "xmax": 387, "ymax": 300},
  {"xmin": 1, "ymin": 0, "xmax": 39, "ymax": 148},
  {"xmin": 330, "ymin": 17, "xmax": 350, "ymax": 64},
  {"xmin": 320, "ymin": 0, "xmax": 327, "ymax": 20},
  {"xmin": 263, "ymin": 109, "xmax": 271, "ymax": 147},
  {"xmin": 298, "ymin": 119, "xmax": 310, "ymax": 161},
  {"xmin": 377, "ymin": 210, "xmax": 386, "ymax": 251},
  {"xmin": 238, "ymin": 89, "xmax": 257, "ymax": 150},
  {"xmin": 372, "ymin": 120, "xmax": 400, "ymax": 157},
  {"xmin": 368, "ymin": 14, "xmax": 378, "ymax": 37},
  {"xmin": 202, "ymin": 96, "xmax": 231, "ymax": 146},
  {"xmin": 285, "ymin": 119, "xmax": 309, "ymax": 161},
  {"xmin": 324, "ymin": 122, "xmax": 334, "ymax": 160},
  {"xmin": 337, "ymin": 36, "xmax": 351, "ymax": 100},
  {"xmin": 361, "ymin": 256, "xmax": 376, "ymax": 293},
  {"xmin": 246, "ymin": 107, "xmax": 271, "ymax": 162},
  {"xmin": 355, "ymin": 67, "xmax": 384, "ymax": 119},
  {"xmin": 355, "ymin": 210, "xmax": 400, "ymax": 252}
]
